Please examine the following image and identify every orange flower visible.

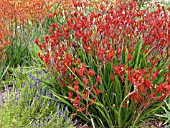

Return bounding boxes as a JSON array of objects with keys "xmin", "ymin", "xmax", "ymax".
[{"xmin": 0, "ymin": 44, "xmax": 4, "ymax": 49}]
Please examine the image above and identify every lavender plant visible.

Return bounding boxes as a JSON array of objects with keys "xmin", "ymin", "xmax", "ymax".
[{"xmin": 0, "ymin": 67, "xmax": 75, "ymax": 128}]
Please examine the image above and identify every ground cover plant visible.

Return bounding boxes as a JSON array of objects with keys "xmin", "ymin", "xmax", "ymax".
[{"xmin": 0, "ymin": 0, "xmax": 169, "ymax": 128}]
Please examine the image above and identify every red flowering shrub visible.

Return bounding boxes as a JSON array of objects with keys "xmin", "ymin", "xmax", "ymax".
[{"xmin": 36, "ymin": 1, "xmax": 169, "ymax": 127}]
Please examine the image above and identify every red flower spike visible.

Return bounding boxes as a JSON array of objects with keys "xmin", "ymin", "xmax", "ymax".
[
  {"xmin": 83, "ymin": 90, "xmax": 89, "ymax": 99},
  {"xmin": 149, "ymin": 68, "xmax": 152, "ymax": 73},
  {"xmin": 77, "ymin": 95, "xmax": 81, "ymax": 100},
  {"xmin": 96, "ymin": 89, "xmax": 101, "ymax": 95},
  {"xmin": 89, "ymin": 101, "xmax": 94, "ymax": 105},
  {"xmin": 68, "ymin": 92, "xmax": 73, "ymax": 97},
  {"xmin": 34, "ymin": 38, "xmax": 39, "ymax": 45},
  {"xmin": 72, "ymin": 113, "xmax": 77, "ymax": 117},
  {"xmin": 152, "ymin": 70, "xmax": 160, "ymax": 81},
  {"xmin": 74, "ymin": 85, "xmax": 79, "ymax": 91},
  {"xmin": 91, "ymin": 85, "xmax": 96, "ymax": 91},
  {"xmin": 74, "ymin": 97, "xmax": 79, "ymax": 104},
  {"xmin": 100, "ymin": 4, "xmax": 106, "ymax": 12},
  {"xmin": 88, "ymin": 70, "xmax": 95, "ymax": 77},
  {"xmin": 74, "ymin": 81, "xmax": 79, "ymax": 86},
  {"xmin": 159, "ymin": 93, "xmax": 168, "ymax": 102},
  {"xmin": 110, "ymin": 73, "xmax": 115, "ymax": 82},
  {"xmin": 70, "ymin": 75, "xmax": 74, "ymax": 81},
  {"xmin": 83, "ymin": 77, "xmax": 89, "ymax": 86},
  {"xmin": 44, "ymin": 51, "xmax": 50, "ymax": 64},
  {"xmin": 5, "ymin": 42, "xmax": 10, "ymax": 47},
  {"xmin": 68, "ymin": 92, "xmax": 73, "ymax": 101},
  {"xmin": 52, "ymin": 23, "xmax": 58, "ymax": 29},
  {"xmin": 128, "ymin": 54, "xmax": 133, "ymax": 62},
  {"xmin": 60, "ymin": 81, "xmax": 66, "ymax": 87},
  {"xmin": 168, "ymin": 78, "xmax": 170, "ymax": 85},
  {"xmin": 48, "ymin": 14, "xmax": 53, "ymax": 19},
  {"xmin": 121, "ymin": 101, "xmax": 126, "ymax": 108},
  {"xmin": 96, "ymin": 76, "xmax": 101, "ymax": 83},
  {"xmin": 68, "ymin": 84, "xmax": 72, "ymax": 87},
  {"xmin": 53, "ymin": 11, "xmax": 57, "ymax": 16},
  {"xmin": 106, "ymin": 50, "xmax": 114, "ymax": 61},
  {"xmin": 38, "ymin": 52, "xmax": 43, "ymax": 60},
  {"xmin": 77, "ymin": 107, "xmax": 86, "ymax": 112}
]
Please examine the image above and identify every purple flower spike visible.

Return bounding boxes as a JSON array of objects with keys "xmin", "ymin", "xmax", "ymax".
[
  {"xmin": 30, "ymin": 84, "xmax": 33, "ymax": 89},
  {"xmin": 44, "ymin": 70, "xmax": 49, "ymax": 74},
  {"xmin": 25, "ymin": 106, "xmax": 29, "ymax": 109},
  {"xmin": 37, "ymin": 70, "xmax": 42, "ymax": 75},
  {"xmin": 29, "ymin": 40, "xmax": 34, "ymax": 44},
  {"xmin": 32, "ymin": 123, "xmax": 36, "ymax": 127},
  {"xmin": 47, "ymin": 116, "xmax": 52, "ymax": 120},
  {"xmin": 74, "ymin": 119, "xmax": 78, "ymax": 124}
]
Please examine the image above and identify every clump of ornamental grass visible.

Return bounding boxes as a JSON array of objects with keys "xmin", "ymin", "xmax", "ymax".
[
  {"xmin": 35, "ymin": 1, "xmax": 170, "ymax": 127},
  {"xmin": 0, "ymin": 66, "xmax": 75, "ymax": 128}
]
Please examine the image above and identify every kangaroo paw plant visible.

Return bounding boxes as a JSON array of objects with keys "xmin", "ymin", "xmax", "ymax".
[{"xmin": 35, "ymin": 1, "xmax": 170, "ymax": 127}]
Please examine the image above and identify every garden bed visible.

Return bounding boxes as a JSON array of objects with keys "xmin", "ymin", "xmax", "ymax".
[{"xmin": 0, "ymin": 0, "xmax": 170, "ymax": 127}]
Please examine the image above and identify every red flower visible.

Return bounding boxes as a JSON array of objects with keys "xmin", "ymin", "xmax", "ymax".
[
  {"xmin": 96, "ymin": 76, "xmax": 101, "ymax": 83},
  {"xmin": 89, "ymin": 101, "xmax": 94, "ymax": 105},
  {"xmin": 121, "ymin": 101, "xmax": 127, "ymax": 108},
  {"xmin": 152, "ymin": 70, "xmax": 160, "ymax": 81},
  {"xmin": 159, "ymin": 93, "xmax": 168, "ymax": 102},
  {"xmin": 73, "ymin": 97, "xmax": 79, "ymax": 108},
  {"xmin": 88, "ymin": 70, "xmax": 95, "ymax": 77},
  {"xmin": 60, "ymin": 81, "xmax": 66, "ymax": 87},
  {"xmin": 74, "ymin": 84, "xmax": 79, "ymax": 91},
  {"xmin": 74, "ymin": 80, "xmax": 79, "ymax": 86},
  {"xmin": 48, "ymin": 14, "xmax": 53, "ymax": 19},
  {"xmin": 74, "ymin": 85, "xmax": 79, "ymax": 91},
  {"xmin": 96, "ymin": 89, "xmax": 101, "ymax": 95},
  {"xmin": 128, "ymin": 54, "xmax": 133, "ymax": 62},
  {"xmin": 83, "ymin": 77, "xmax": 89, "ymax": 86},
  {"xmin": 68, "ymin": 92, "xmax": 73, "ymax": 100},
  {"xmin": 83, "ymin": 90, "xmax": 89, "ymax": 99},
  {"xmin": 76, "ymin": 67, "xmax": 86, "ymax": 77},
  {"xmin": 77, "ymin": 95, "xmax": 81, "ymax": 99},
  {"xmin": 44, "ymin": 50, "xmax": 50, "ymax": 64},
  {"xmin": 34, "ymin": 38, "xmax": 39, "ymax": 45},
  {"xmin": 52, "ymin": 23, "xmax": 58, "ymax": 29},
  {"xmin": 38, "ymin": 52, "xmax": 43, "ymax": 60},
  {"xmin": 90, "ymin": 98, "xmax": 96, "ymax": 105},
  {"xmin": 53, "ymin": 11, "xmax": 57, "ymax": 16},
  {"xmin": 110, "ymin": 73, "xmax": 114, "ymax": 82},
  {"xmin": 106, "ymin": 50, "xmax": 114, "ymax": 61},
  {"xmin": 100, "ymin": 3, "xmax": 106, "ymax": 12},
  {"xmin": 77, "ymin": 107, "xmax": 86, "ymax": 112},
  {"xmin": 5, "ymin": 41, "xmax": 10, "ymax": 47},
  {"xmin": 72, "ymin": 113, "xmax": 77, "ymax": 117}
]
